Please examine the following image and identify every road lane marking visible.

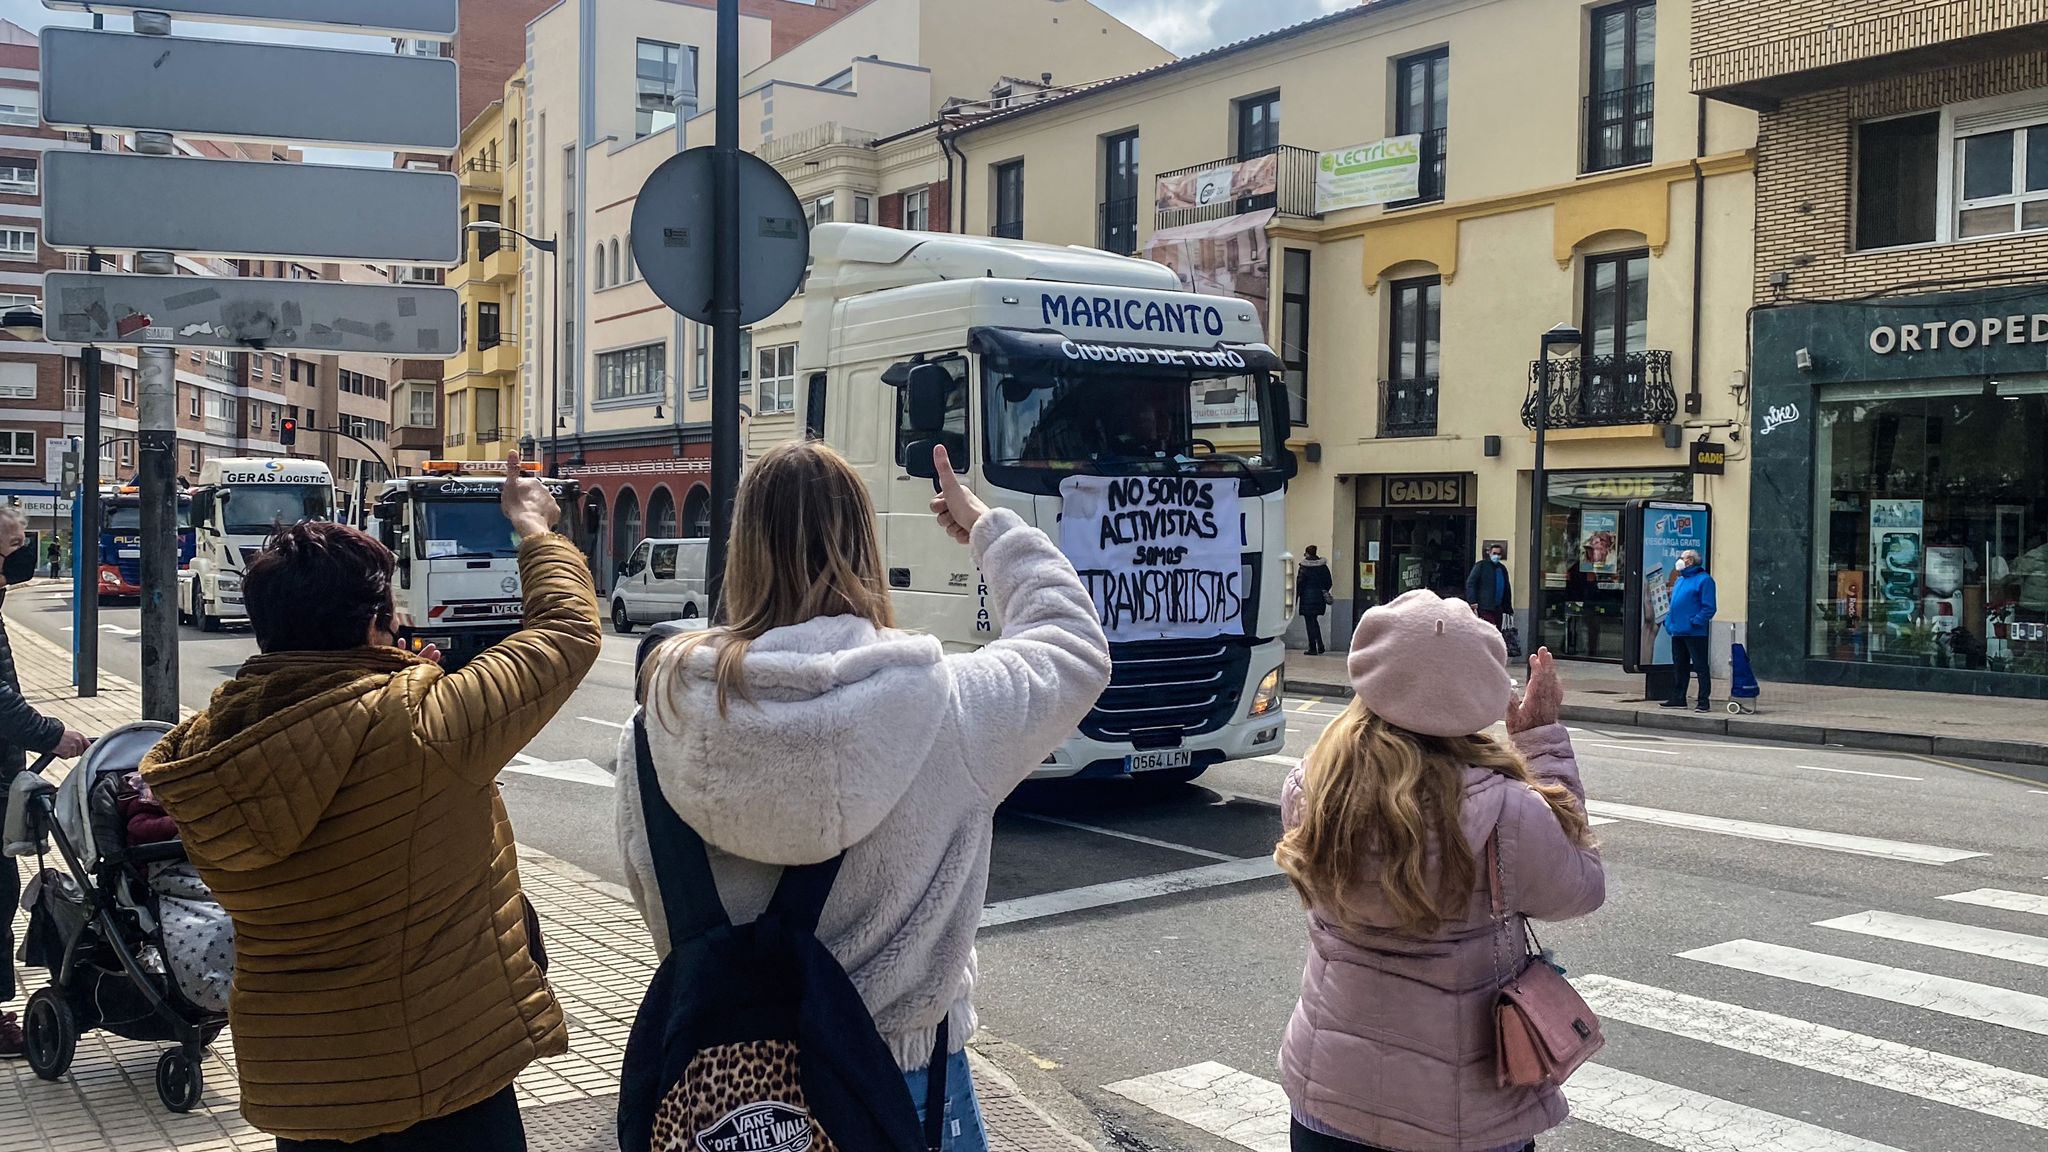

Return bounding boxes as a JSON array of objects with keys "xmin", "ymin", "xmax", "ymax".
[
  {"xmin": 1575, "ymin": 974, "xmax": 2048, "ymax": 1131},
  {"xmin": 500, "ymin": 758, "xmax": 614, "ymax": 788},
  {"xmin": 1584, "ymin": 801, "xmax": 1984, "ymax": 864},
  {"xmin": 1105, "ymin": 1061, "xmax": 1908, "ymax": 1152},
  {"xmin": 1797, "ymin": 764, "xmax": 1923, "ymax": 780},
  {"xmin": 1009, "ymin": 813, "xmax": 1236, "ymax": 862},
  {"xmin": 1681, "ymin": 939, "xmax": 2048, "ymax": 1035},
  {"xmin": 1941, "ymin": 889, "xmax": 2048, "ymax": 918},
  {"xmin": 1104, "ymin": 1062, "xmax": 1288, "ymax": 1152},
  {"xmin": 980, "ymin": 857, "xmax": 1282, "ymax": 929},
  {"xmin": 1568, "ymin": 1063, "xmax": 1909, "ymax": 1152},
  {"xmin": 1581, "ymin": 741, "xmax": 1682, "ymax": 756},
  {"xmin": 1816, "ymin": 910, "xmax": 2048, "ymax": 969},
  {"xmin": 579, "ymin": 716, "xmax": 626, "ymax": 729},
  {"xmin": 599, "ymin": 657, "xmax": 634, "ymax": 667},
  {"xmin": 1251, "ymin": 755, "xmax": 1300, "ymax": 769}
]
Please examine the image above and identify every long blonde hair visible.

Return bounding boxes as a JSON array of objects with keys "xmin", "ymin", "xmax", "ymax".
[
  {"xmin": 1274, "ymin": 700, "xmax": 1594, "ymax": 937},
  {"xmin": 642, "ymin": 440, "xmax": 894, "ymax": 716}
]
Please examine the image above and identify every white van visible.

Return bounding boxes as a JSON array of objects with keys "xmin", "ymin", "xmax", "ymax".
[{"xmin": 611, "ymin": 537, "xmax": 709, "ymax": 633}]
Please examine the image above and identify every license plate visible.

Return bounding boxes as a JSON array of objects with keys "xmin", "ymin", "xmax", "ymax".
[{"xmin": 1126, "ymin": 750, "xmax": 1193, "ymax": 773}]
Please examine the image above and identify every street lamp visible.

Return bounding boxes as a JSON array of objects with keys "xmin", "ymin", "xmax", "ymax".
[
  {"xmin": 466, "ymin": 220, "xmax": 562, "ymax": 477},
  {"xmin": 1529, "ymin": 321, "xmax": 1581, "ymax": 663},
  {"xmin": 0, "ymin": 301, "xmax": 43, "ymax": 341}
]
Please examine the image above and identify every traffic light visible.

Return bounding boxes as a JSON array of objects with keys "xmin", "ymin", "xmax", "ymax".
[{"xmin": 280, "ymin": 417, "xmax": 297, "ymax": 447}]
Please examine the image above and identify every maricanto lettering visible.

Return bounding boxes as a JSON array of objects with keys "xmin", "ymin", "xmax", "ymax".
[{"xmin": 1042, "ymin": 293, "xmax": 1226, "ymax": 337}]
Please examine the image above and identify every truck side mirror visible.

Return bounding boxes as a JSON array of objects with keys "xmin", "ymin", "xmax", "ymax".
[
  {"xmin": 904, "ymin": 362, "xmax": 953, "ymax": 434},
  {"xmin": 902, "ymin": 432, "xmax": 965, "ymax": 482}
]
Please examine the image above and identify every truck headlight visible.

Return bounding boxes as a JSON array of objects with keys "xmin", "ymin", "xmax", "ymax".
[
  {"xmin": 215, "ymin": 575, "xmax": 241, "ymax": 592},
  {"xmin": 1250, "ymin": 667, "xmax": 1283, "ymax": 716}
]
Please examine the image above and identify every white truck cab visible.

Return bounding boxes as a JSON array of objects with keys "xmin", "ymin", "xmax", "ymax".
[
  {"xmin": 609, "ymin": 537, "xmax": 709, "ymax": 633},
  {"xmin": 368, "ymin": 462, "xmax": 577, "ymax": 670},
  {"xmin": 795, "ymin": 224, "xmax": 1297, "ymax": 782},
  {"xmin": 182, "ymin": 457, "xmax": 337, "ymax": 631}
]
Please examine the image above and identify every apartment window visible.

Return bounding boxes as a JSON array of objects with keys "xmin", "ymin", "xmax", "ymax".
[
  {"xmin": 270, "ymin": 354, "xmax": 284, "ymax": 380},
  {"xmin": 250, "ymin": 403, "xmax": 262, "ymax": 430},
  {"xmin": 508, "ymin": 121, "xmax": 518, "ymax": 164},
  {"xmin": 993, "ymin": 162, "xmax": 1024, "ymax": 239},
  {"xmin": 610, "ymin": 239, "xmax": 622, "ymax": 284},
  {"xmin": 407, "ymin": 387, "xmax": 437, "ymax": 428},
  {"xmin": 270, "ymin": 410, "xmax": 278, "ymax": 430},
  {"xmin": 188, "ymin": 388, "xmax": 201, "ymax": 419},
  {"xmin": 1954, "ymin": 115, "xmax": 2048, "ymax": 239},
  {"xmin": 806, "ymin": 195, "xmax": 835, "ymax": 231},
  {"xmin": 1281, "ymin": 250, "xmax": 1310, "ymax": 424},
  {"xmin": 0, "ymin": 90, "xmax": 36, "ymax": 127},
  {"xmin": 187, "ymin": 445, "xmax": 200, "ymax": 474},
  {"xmin": 121, "ymin": 372, "xmax": 134, "ymax": 403},
  {"xmin": 0, "ymin": 158, "xmax": 37, "ymax": 194},
  {"xmin": 636, "ymin": 40, "xmax": 698, "ymax": 138},
  {"xmin": 1854, "ymin": 114, "xmax": 1940, "ymax": 249},
  {"xmin": 0, "ymin": 362, "xmax": 33, "ymax": 401},
  {"xmin": 0, "ymin": 229, "xmax": 34, "ymax": 260},
  {"xmin": 0, "ymin": 430, "xmax": 34, "ymax": 464},
  {"xmin": 904, "ymin": 188, "xmax": 930, "ymax": 231},
  {"xmin": 478, "ymin": 302, "xmax": 503, "ymax": 349},
  {"xmin": 755, "ymin": 343, "xmax": 797, "ymax": 415},
  {"xmin": 596, "ymin": 342, "xmax": 665, "ymax": 401},
  {"xmin": 118, "ymin": 440, "xmax": 133, "ymax": 467},
  {"xmin": 447, "ymin": 390, "xmax": 468, "ymax": 441},
  {"xmin": 1388, "ymin": 276, "xmax": 1441, "ymax": 383},
  {"xmin": 0, "ymin": 293, "xmax": 31, "ymax": 313},
  {"xmin": 854, "ymin": 196, "xmax": 872, "ymax": 226},
  {"xmin": 692, "ymin": 324, "xmax": 709, "ymax": 398},
  {"xmin": 1585, "ymin": 0, "xmax": 1655, "ymax": 172},
  {"xmin": 1395, "ymin": 51, "xmax": 1449, "ymax": 205},
  {"xmin": 1235, "ymin": 91, "xmax": 1281, "ymax": 160},
  {"xmin": 474, "ymin": 390, "xmax": 500, "ymax": 440},
  {"xmin": 1100, "ymin": 131, "xmax": 1141, "ymax": 256},
  {"xmin": 1584, "ymin": 249, "xmax": 1649, "ymax": 359}
]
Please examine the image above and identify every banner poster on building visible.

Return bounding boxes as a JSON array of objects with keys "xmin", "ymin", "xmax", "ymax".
[
  {"xmin": 1869, "ymin": 499, "xmax": 1924, "ymax": 651},
  {"xmin": 1314, "ymin": 135, "xmax": 1422, "ymax": 212},
  {"xmin": 1058, "ymin": 474, "xmax": 1245, "ymax": 642},
  {"xmin": 1154, "ymin": 152, "xmax": 1279, "ymax": 215},
  {"xmin": 1622, "ymin": 500, "xmax": 1712, "ymax": 672},
  {"xmin": 1144, "ymin": 208, "xmax": 1275, "ymax": 337}
]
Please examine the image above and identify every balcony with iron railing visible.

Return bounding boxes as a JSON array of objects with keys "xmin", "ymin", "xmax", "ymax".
[
  {"xmin": 1378, "ymin": 376, "xmax": 1440, "ymax": 438},
  {"xmin": 1389, "ymin": 127, "xmax": 1447, "ymax": 209},
  {"xmin": 1155, "ymin": 144, "xmax": 1321, "ymax": 231},
  {"xmin": 459, "ymin": 155, "xmax": 503, "ymax": 194},
  {"xmin": 1522, "ymin": 350, "xmax": 1677, "ymax": 431},
  {"xmin": 1098, "ymin": 196, "xmax": 1139, "ymax": 256},
  {"xmin": 475, "ymin": 425, "xmax": 513, "ymax": 445},
  {"xmin": 1583, "ymin": 82, "xmax": 1654, "ymax": 173}
]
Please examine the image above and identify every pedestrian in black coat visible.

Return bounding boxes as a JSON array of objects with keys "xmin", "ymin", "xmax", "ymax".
[{"xmin": 1297, "ymin": 546, "xmax": 1335, "ymax": 656}]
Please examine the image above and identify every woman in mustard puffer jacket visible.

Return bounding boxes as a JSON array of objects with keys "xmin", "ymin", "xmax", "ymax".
[{"xmin": 143, "ymin": 454, "xmax": 600, "ymax": 1151}]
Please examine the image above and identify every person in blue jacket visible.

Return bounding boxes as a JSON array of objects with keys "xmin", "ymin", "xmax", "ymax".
[{"xmin": 1661, "ymin": 549, "xmax": 1718, "ymax": 712}]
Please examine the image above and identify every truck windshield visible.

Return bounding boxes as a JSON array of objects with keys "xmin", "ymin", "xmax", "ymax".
[
  {"xmin": 984, "ymin": 360, "xmax": 1288, "ymax": 495},
  {"xmin": 103, "ymin": 502, "xmax": 190, "ymax": 531},
  {"xmin": 421, "ymin": 500, "xmax": 520, "ymax": 559},
  {"xmin": 224, "ymin": 485, "xmax": 330, "ymax": 536}
]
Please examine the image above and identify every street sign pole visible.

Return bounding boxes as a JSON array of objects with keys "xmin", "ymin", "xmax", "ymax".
[
  {"xmin": 137, "ymin": 347, "xmax": 178, "ymax": 722},
  {"xmin": 75, "ymin": 10, "xmax": 102, "ymax": 699},
  {"xmin": 707, "ymin": 0, "xmax": 742, "ymax": 617}
]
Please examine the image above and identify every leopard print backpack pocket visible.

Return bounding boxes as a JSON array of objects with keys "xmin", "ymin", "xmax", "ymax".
[{"xmin": 620, "ymin": 713, "xmax": 947, "ymax": 1152}]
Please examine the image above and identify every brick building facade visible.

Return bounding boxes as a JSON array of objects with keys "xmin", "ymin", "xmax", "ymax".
[{"xmin": 1696, "ymin": 0, "xmax": 2048, "ymax": 698}]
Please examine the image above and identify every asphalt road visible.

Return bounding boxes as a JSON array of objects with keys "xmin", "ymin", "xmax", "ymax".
[{"xmin": 16, "ymin": 585, "xmax": 2048, "ymax": 1152}]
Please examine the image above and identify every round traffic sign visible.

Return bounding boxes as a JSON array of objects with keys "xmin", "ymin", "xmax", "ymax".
[{"xmin": 630, "ymin": 147, "xmax": 808, "ymax": 327}]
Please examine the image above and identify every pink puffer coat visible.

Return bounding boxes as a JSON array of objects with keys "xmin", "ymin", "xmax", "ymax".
[{"xmin": 1279, "ymin": 724, "xmax": 1604, "ymax": 1152}]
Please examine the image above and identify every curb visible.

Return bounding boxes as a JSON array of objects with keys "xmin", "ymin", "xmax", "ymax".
[{"xmin": 1285, "ymin": 674, "xmax": 2048, "ymax": 769}]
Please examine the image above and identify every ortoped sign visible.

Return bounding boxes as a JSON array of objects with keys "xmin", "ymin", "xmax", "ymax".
[{"xmin": 1866, "ymin": 312, "xmax": 2048, "ymax": 354}]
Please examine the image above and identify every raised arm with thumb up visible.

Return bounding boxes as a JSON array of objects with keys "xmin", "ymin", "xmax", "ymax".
[{"xmin": 928, "ymin": 443, "xmax": 987, "ymax": 545}]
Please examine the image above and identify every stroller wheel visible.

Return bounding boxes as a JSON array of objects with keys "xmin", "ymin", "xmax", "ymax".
[
  {"xmin": 1728, "ymin": 702, "xmax": 1742, "ymax": 714},
  {"xmin": 23, "ymin": 989, "xmax": 76, "ymax": 1080},
  {"xmin": 156, "ymin": 1049, "xmax": 205, "ymax": 1113}
]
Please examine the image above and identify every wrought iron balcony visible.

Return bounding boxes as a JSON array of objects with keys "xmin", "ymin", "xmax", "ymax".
[
  {"xmin": 1389, "ymin": 127, "xmax": 1447, "ymax": 208},
  {"xmin": 1379, "ymin": 376, "xmax": 1439, "ymax": 438},
  {"xmin": 1522, "ymin": 350, "xmax": 1677, "ymax": 430},
  {"xmin": 1155, "ymin": 144, "xmax": 1321, "ymax": 231},
  {"xmin": 1584, "ymin": 82, "xmax": 1654, "ymax": 173},
  {"xmin": 1098, "ymin": 196, "xmax": 1139, "ymax": 256}
]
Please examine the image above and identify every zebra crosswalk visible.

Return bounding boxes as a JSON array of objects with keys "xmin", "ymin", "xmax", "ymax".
[{"xmin": 1100, "ymin": 880, "xmax": 2048, "ymax": 1151}]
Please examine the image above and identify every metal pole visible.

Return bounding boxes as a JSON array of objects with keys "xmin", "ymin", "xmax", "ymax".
[
  {"xmin": 706, "ymin": 0, "xmax": 742, "ymax": 616},
  {"xmin": 549, "ymin": 238, "xmax": 560, "ymax": 476},
  {"xmin": 1527, "ymin": 351, "xmax": 1550, "ymax": 665},
  {"xmin": 75, "ymin": 11, "xmax": 105, "ymax": 698},
  {"xmin": 137, "ymin": 348, "xmax": 179, "ymax": 722}
]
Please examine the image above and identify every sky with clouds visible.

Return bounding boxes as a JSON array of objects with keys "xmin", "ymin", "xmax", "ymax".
[{"xmin": 1095, "ymin": 0, "xmax": 1358, "ymax": 55}]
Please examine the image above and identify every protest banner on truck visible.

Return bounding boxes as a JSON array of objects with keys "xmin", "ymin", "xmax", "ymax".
[{"xmin": 1058, "ymin": 475, "xmax": 1246, "ymax": 642}]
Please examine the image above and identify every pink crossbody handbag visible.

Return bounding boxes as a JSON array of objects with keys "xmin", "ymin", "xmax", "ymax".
[{"xmin": 1485, "ymin": 834, "xmax": 1603, "ymax": 1088}]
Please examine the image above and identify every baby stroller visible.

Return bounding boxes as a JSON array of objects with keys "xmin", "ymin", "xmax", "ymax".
[
  {"xmin": 1727, "ymin": 635, "xmax": 1762, "ymax": 714},
  {"xmin": 5, "ymin": 722, "xmax": 230, "ymax": 1111}
]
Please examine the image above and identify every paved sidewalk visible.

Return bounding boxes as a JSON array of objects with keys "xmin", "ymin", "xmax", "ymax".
[
  {"xmin": 1286, "ymin": 649, "xmax": 2048, "ymax": 767},
  {"xmin": 1, "ymin": 623, "xmax": 1103, "ymax": 1152}
]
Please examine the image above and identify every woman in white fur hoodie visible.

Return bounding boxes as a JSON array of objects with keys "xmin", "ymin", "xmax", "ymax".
[{"xmin": 616, "ymin": 439, "xmax": 1112, "ymax": 1152}]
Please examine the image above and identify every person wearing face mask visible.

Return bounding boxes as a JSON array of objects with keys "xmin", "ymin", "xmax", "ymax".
[
  {"xmin": 0, "ymin": 504, "xmax": 93, "ymax": 1059},
  {"xmin": 1464, "ymin": 544, "xmax": 1514, "ymax": 631},
  {"xmin": 139, "ymin": 454, "xmax": 601, "ymax": 1150},
  {"xmin": 1660, "ymin": 549, "xmax": 1718, "ymax": 713}
]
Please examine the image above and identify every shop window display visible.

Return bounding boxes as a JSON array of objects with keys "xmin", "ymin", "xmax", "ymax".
[{"xmin": 1811, "ymin": 379, "xmax": 2048, "ymax": 677}]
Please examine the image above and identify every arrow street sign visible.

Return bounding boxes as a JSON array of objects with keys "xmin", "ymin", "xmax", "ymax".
[
  {"xmin": 45, "ymin": 272, "xmax": 462, "ymax": 357},
  {"xmin": 40, "ymin": 28, "xmax": 459, "ymax": 152},
  {"xmin": 41, "ymin": 0, "xmax": 458, "ymax": 40},
  {"xmin": 46, "ymin": 152, "xmax": 461, "ymax": 264}
]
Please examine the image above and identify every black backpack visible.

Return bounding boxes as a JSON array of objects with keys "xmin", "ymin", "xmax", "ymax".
[{"xmin": 619, "ymin": 711, "xmax": 950, "ymax": 1152}]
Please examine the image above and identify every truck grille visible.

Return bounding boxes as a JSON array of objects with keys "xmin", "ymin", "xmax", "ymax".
[
  {"xmin": 117, "ymin": 559, "xmax": 141, "ymax": 586},
  {"xmin": 1079, "ymin": 638, "xmax": 1253, "ymax": 749}
]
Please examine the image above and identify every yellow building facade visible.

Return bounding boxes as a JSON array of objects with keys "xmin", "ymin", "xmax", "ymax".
[
  {"xmin": 948, "ymin": 0, "xmax": 1760, "ymax": 666},
  {"xmin": 445, "ymin": 73, "xmax": 527, "ymax": 464}
]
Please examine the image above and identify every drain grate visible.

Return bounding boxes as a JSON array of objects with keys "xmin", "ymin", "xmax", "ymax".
[{"xmin": 527, "ymin": 1095, "xmax": 617, "ymax": 1152}]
